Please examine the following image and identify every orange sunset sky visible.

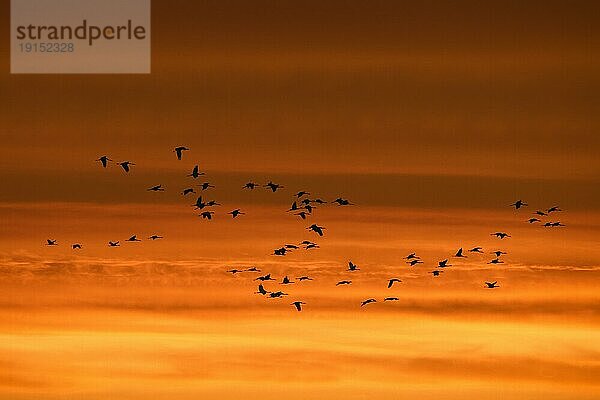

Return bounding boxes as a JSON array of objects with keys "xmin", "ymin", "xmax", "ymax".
[{"xmin": 0, "ymin": 1, "xmax": 599, "ymax": 399}]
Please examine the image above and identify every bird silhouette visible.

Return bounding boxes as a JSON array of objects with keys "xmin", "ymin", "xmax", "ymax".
[
  {"xmin": 296, "ymin": 191, "xmax": 310, "ymax": 198},
  {"xmin": 304, "ymin": 204, "xmax": 317, "ymax": 214},
  {"xmin": 534, "ymin": 210, "xmax": 548, "ymax": 216},
  {"xmin": 268, "ymin": 291, "xmax": 288, "ymax": 298},
  {"xmin": 528, "ymin": 218, "xmax": 541, "ymax": 223},
  {"xmin": 192, "ymin": 196, "xmax": 206, "ymax": 209},
  {"xmin": 295, "ymin": 211, "xmax": 308, "ymax": 220},
  {"xmin": 273, "ymin": 247, "xmax": 287, "ymax": 256},
  {"xmin": 544, "ymin": 221, "xmax": 565, "ymax": 227},
  {"xmin": 206, "ymin": 200, "xmax": 221, "ymax": 207},
  {"xmin": 229, "ymin": 209, "xmax": 245, "ymax": 218},
  {"xmin": 291, "ymin": 301, "xmax": 306, "ymax": 311},
  {"xmin": 547, "ymin": 206, "xmax": 562, "ymax": 213},
  {"xmin": 300, "ymin": 198, "xmax": 311, "ymax": 206},
  {"xmin": 264, "ymin": 182, "xmax": 283, "ymax": 192},
  {"xmin": 148, "ymin": 235, "xmax": 163, "ymax": 240},
  {"xmin": 108, "ymin": 241, "xmax": 120, "ymax": 247},
  {"xmin": 200, "ymin": 211, "xmax": 214, "ymax": 220},
  {"xmin": 285, "ymin": 244, "xmax": 299, "ymax": 250},
  {"xmin": 147, "ymin": 185, "xmax": 165, "ymax": 192},
  {"xmin": 336, "ymin": 280, "xmax": 352, "ymax": 286},
  {"xmin": 281, "ymin": 276, "xmax": 294, "ymax": 285},
  {"xmin": 96, "ymin": 155, "xmax": 112, "ymax": 168},
  {"xmin": 429, "ymin": 270, "xmax": 443, "ymax": 276},
  {"xmin": 72, "ymin": 243, "xmax": 82, "ymax": 249},
  {"xmin": 255, "ymin": 284, "xmax": 269, "ymax": 295},
  {"xmin": 246, "ymin": 267, "xmax": 261, "ymax": 272},
  {"xmin": 405, "ymin": 253, "xmax": 419, "ymax": 260},
  {"xmin": 510, "ymin": 200, "xmax": 528, "ymax": 209},
  {"xmin": 174, "ymin": 146, "xmax": 190, "ymax": 160},
  {"xmin": 46, "ymin": 239, "xmax": 57, "ymax": 246},
  {"xmin": 333, "ymin": 198, "xmax": 353, "ymax": 206},
  {"xmin": 384, "ymin": 297, "xmax": 399, "ymax": 301},
  {"xmin": 437, "ymin": 259, "xmax": 451, "ymax": 268},
  {"xmin": 469, "ymin": 247, "xmax": 484, "ymax": 253},
  {"xmin": 388, "ymin": 278, "xmax": 402, "ymax": 288},
  {"xmin": 491, "ymin": 232, "xmax": 511, "ymax": 239},
  {"xmin": 307, "ymin": 224, "xmax": 325, "ymax": 236},
  {"xmin": 491, "ymin": 250, "xmax": 507, "ymax": 257},
  {"xmin": 243, "ymin": 182, "xmax": 259, "ymax": 189},
  {"xmin": 288, "ymin": 201, "xmax": 299, "ymax": 212},
  {"xmin": 118, "ymin": 161, "xmax": 135, "ymax": 172},
  {"xmin": 297, "ymin": 276, "xmax": 313, "ymax": 281},
  {"xmin": 255, "ymin": 274, "xmax": 275, "ymax": 281},
  {"xmin": 361, "ymin": 298, "xmax": 376, "ymax": 307},
  {"xmin": 454, "ymin": 248, "xmax": 467, "ymax": 258},
  {"xmin": 198, "ymin": 182, "xmax": 214, "ymax": 191},
  {"xmin": 182, "ymin": 188, "xmax": 195, "ymax": 195},
  {"xmin": 488, "ymin": 258, "xmax": 504, "ymax": 264},
  {"xmin": 126, "ymin": 235, "xmax": 141, "ymax": 242},
  {"xmin": 485, "ymin": 281, "xmax": 499, "ymax": 288},
  {"xmin": 312, "ymin": 199, "xmax": 327, "ymax": 204},
  {"xmin": 227, "ymin": 269, "xmax": 243, "ymax": 274},
  {"xmin": 188, "ymin": 165, "xmax": 204, "ymax": 179},
  {"xmin": 305, "ymin": 243, "xmax": 320, "ymax": 250},
  {"xmin": 407, "ymin": 259, "xmax": 423, "ymax": 266},
  {"xmin": 348, "ymin": 261, "xmax": 360, "ymax": 271}
]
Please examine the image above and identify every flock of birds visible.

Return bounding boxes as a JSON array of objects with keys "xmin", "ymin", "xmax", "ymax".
[{"xmin": 43, "ymin": 147, "xmax": 567, "ymax": 312}]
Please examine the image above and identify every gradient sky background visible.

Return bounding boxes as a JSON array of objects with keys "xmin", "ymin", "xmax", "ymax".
[{"xmin": 0, "ymin": 1, "xmax": 599, "ymax": 399}]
